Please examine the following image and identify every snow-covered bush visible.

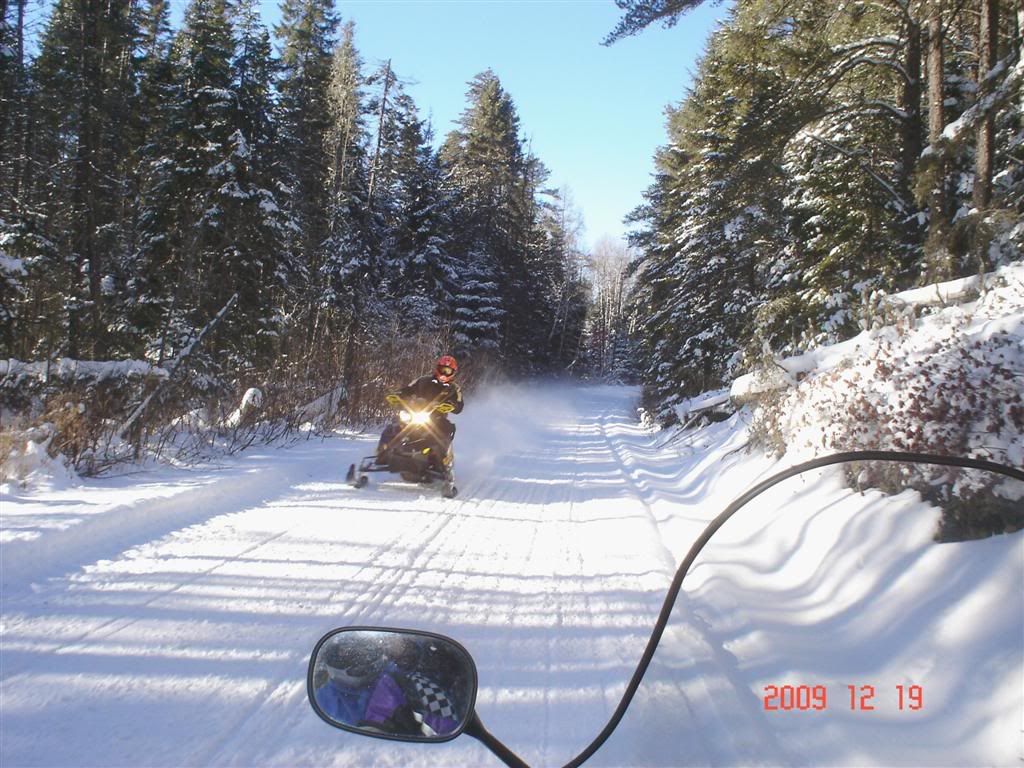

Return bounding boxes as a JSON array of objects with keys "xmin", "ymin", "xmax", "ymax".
[
  {"xmin": 0, "ymin": 425, "xmax": 78, "ymax": 490},
  {"xmin": 224, "ymin": 387, "xmax": 264, "ymax": 428},
  {"xmin": 1, "ymin": 360, "xmax": 166, "ymax": 475},
  {"xmin": 750, "ymin": 263, "xmax": 1024, "ymax": 541}
]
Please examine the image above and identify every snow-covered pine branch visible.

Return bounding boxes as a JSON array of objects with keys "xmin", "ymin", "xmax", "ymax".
[
  {"xmin": 806, "ymin": 134, "xmax": 909, "ymax": 214},
  {"xmin": 826, "ymin": 54, "xmax": 912, "ymax": 86},
  {"xmin": 830, "ymin": 36, "xmax": 902, "ymax": 55},
  {"xmin": 815, "ymin": 101, "xmax": 911, "ymax": 124}
]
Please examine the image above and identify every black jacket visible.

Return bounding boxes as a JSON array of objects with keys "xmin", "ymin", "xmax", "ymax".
[{"xmin": 399, "ymin": 375, "xmax": 464, "ymax": 415}]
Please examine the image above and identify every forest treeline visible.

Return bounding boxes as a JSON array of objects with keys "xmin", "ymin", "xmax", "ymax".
[
  {"xmin": 0, "ymin": 0, "xmax": 641, "ymax": 468},
  {"xmin": 2, "ymin": 0, "xmax": 1021, "ymax": 471},
  {"xmin": 614, "ymin": 0, "xmax": 1022, "ymax": 423}
]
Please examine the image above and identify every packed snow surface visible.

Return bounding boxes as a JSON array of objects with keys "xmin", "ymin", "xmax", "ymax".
[{"xmin": 2, "ymin": 385, "xmax": 1021, "ymax": 767}]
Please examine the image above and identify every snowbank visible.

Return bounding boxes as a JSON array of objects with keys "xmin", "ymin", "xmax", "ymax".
[
  {"xmin": 733, "ymin": 262, "xmax": 1024, "ymax": 539},
  {"xmin": 731, "ymin": 261, "xmax": 1023, "ymax": 402}
]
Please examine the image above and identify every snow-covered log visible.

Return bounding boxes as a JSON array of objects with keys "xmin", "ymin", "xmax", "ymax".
[
  {"xmin": 673, "ymin": 388, "xmax": 732, "ymax": 424},
  {"xmin": 1, "ymin": 358, "xmax": 169, "ymax": 387},
  {"xmin": 880, "ymin": 272, "xmax": 986, "ymax": 310}
]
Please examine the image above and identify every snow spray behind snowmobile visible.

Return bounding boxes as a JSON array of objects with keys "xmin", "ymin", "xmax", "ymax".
[
  {"xmin": 316, "ymin": 451, "xmax": 1024, "ymax": 767},
  {"xmin": 346, "ymin": 393, "xmax": 458, "ymax": 499}
]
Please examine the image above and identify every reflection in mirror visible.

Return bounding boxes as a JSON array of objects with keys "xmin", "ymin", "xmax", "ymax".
[{"xmin": 308, "ymin": 627, "xmax": 477, "ymax": 742}]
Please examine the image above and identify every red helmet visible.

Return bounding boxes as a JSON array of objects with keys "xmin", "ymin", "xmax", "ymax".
[{"xmin": 435, "ymin": 355, "xmax": 458, "ymax": 383}]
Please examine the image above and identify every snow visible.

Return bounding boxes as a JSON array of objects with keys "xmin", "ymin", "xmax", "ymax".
[
  {"xmin": 223, "ymin": 388, "xmax": 264, "ymax": 429},
  {"xmin": 2, "ymin": 384, "xmax": 1020, "ymax": 767},
  {"xmin": 0, "ymin": 434, "xmax": 78, "ymax": 500},
  {"xmin": 294, "ymin": 384, "xmax": 346, "ymax": 427},
  {"xmin": 1, "ymin": 254, "xmax": 26, "ymax": 276},
  {"xmin": 1, "ymin": 358, "xmax": 169, "ymax": 385}
]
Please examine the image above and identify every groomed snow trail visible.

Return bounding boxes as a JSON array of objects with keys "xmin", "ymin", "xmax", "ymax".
[{"xmin": 2, "ymin": 384, "xmax": 1021, "ymax": 767}]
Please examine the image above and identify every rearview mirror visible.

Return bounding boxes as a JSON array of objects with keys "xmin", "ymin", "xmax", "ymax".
[{"xmin": 307, "ymin": 627, "xmax": 478, "ymax": 742}]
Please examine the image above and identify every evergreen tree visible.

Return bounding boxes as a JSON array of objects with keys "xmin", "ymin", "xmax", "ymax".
[
  {"xmin": 114, "ymin": 0, "xmax": 176, "ymax": 358},
  {"xmin": 386, "ymin": 97, "xmax": 458, "ymax": 331},
  {"xmin": 751, "ymin": 1, "xmax": 923, "ymax": 349},
  {"xmin": 449, "ymin": 248, "xmax": 504, "ymax": 359},
  {"xmin": 274, "ymin": 0, "xmax": 338, "ymax": 364},
  {"xmin": 27, "ymin": 0, "xmax": 141, "ymax": 359},
  {"xmin": 440, "ymin": 70, "xmax": 525, "ymax": 365},
  {"xmin": 628, "ymin": 23, "xmax": 772, "ymax": 416},
  {"xmin": 526, "ymin": 185, "xmax": 589, "ymax": 372},
  {"xmin": 132, "ymin": 0, "xmax": 264, "ymax": 376},
  {"xmin": 0, "ymin": 0, "xmax": 40, "ymax": 358},
  {"xmin": 319, "ymin": 21, "xmax": 381, "ymax": 406},
  {"xmin": 624, "ymin": 0, "xmax": 1022, "ymax": 424},
  {"xmin": 213, "ymin": 0, "xmax": 297, "ymax": 369},
  {"xmin": 0, "ymin": 0, "xmax": 29, "ymax": 201}
]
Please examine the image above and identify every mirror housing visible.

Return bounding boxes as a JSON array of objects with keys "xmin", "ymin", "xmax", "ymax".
[{"xmin": 307, "ymin": 626, "xmax": 478, "ymax": 743}]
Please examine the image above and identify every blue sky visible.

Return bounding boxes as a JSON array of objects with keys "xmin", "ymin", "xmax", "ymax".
[{"xmin": 249, "ymin": 0, "xmax": 731, "ymax": 249}]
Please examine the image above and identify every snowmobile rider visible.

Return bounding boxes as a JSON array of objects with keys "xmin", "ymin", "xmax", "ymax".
[
  {"xmin": 377, "ymin": 355, "xmax": 464, "ymax": 468},
  {"xmin": 314, "ymin": 634, "xmax": 463, "ymax": 737}
]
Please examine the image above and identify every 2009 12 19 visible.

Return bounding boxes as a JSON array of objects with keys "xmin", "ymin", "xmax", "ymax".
[{"xmin": 762, "ymin": 684, "xmax": 923, "ymax": 712}]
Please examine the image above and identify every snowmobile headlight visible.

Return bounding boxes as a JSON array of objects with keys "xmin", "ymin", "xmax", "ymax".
[{"xmin": 400, "ymin": 410, "xmax": 431, "ymax": 425}]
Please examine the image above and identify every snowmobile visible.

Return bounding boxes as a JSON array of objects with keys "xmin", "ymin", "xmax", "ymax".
[
  {"xmin": 346, "ymin": 393, "xmax": 458, "ymax": 499},
  {"xmin": 314, "ymin": 450, "xmax": 1024, "ymax": 767}
]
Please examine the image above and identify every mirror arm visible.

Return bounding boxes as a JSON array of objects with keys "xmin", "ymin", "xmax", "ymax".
[
  {"xmin": 464, "ymin": 711, "xmax": 532, "ymax": 768},
  {"xmin": 556, "ymin": 450, "xmax": 1024, "ymax": 768}
]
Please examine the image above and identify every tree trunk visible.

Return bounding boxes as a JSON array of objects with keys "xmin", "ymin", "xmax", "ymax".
[
  {"xmin": 1018, "ymin": 0, "xmax": 1024, "ymax": 57},
  {"xmin": 71, "ymin": 0, "xmax": 105, "ymax": 358},
  {"xmin": 924, "ymin": 0, "xmax": 952, "ymax": 281},
  {"xmin": 901, "ymin": 15, "xmax": 924, "ymax": 196},
  {"xmin": 926, "ymin": 2, "xmax": 945, "ymax": 192},
  {"xmin": 342, "ymin": 291, "xmax": 362, "ymax": 419},
  {"xmin": 18, "ymin": 64, "xmax": 34, "ymax": 201},
  {"xmin": 12, "ymin": 0, "xmax": 27, "ymax": 196},
  {"xmin": 973, "ymin": 0, "xmax": 999, "ymax": 209},
  {"xmin": 0, "ymin": 0, "xmax": 25, "ymax": 167},
  {"xmin": 367, "ymin": 59, "xmax": 391, "ymax": 209}
]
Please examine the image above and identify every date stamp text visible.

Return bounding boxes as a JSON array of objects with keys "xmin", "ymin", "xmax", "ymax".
[{"xmin": 762, "ymin": 684, "xmax": 923, "ymax": 712}]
